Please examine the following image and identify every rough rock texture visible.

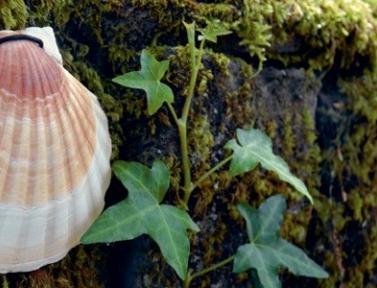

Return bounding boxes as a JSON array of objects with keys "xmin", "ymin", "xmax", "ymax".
[{"xmin": 1, "ymin": 1, "xmax": 377, "ymax": 287}]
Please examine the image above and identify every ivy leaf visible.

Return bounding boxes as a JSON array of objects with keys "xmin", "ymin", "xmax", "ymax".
[
  {"xmin": 81, "ymin": 160, "xmax": 199, "ymax": 280},
  {"xmin": 199, "ymin": 19, "xmax": 232, "ymax": 43},
  {"xmin": 225, "ymin": 128, "xmax": 313, "ymax": 203},
  {"xmin": 237, "ymin": 196, "xmax": 286, "ymax": 243},
  {"xmin": 233, "ymin": 195, "xmax": 329, "ymax": 288},
  {"xmin": 113, "ymin": 49, "xmax": 174, "ymax": 115}
]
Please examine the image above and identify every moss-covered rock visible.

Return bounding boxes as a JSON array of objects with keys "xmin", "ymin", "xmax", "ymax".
[{"xmin": 1, "ymin": 0, "xmax": 377, "ymax": 287}]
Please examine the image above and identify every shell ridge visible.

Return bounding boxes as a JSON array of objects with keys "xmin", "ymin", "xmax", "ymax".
[
  {"xmin": 37, "ymin": 51, "xmax": 62, "ymax": 205},
  {"xmin": 29, "ymin": 40, "xmax": 50, "ymax": 96},
  {"xmin": 26, "ymin": 44, "xmax": 49, "ymax": 205},
  {"xmin": 21, "ymin": 43, "xmax": 38, "ymax": 206},
  {"xmin": 61, "ymin": 73, "xmax": 95, "ymax": 189},
  {"xmin": 0, "ymin": 43, "xmax": 12, "ymax": 94},
  {"xmin": 65, "ymin": 73, "xmax": 96, "ymax": 162},
  {"xmin": 14, "ymin": 106, "xmax": 34, "ymax": 265},
  {"xmin": 65, "ymin": 71, "xmax": 96, "ymax": 131},
  {"xmin": 59, "ymin": 71, "xmax": 95, "ymax": 151},
  {"xmin": 54, "ymin": 78, "xmax": 95, "ymax": 253},
  {"xmin": 7, "ymin": 101, "xmax": 26, "ymax": 203},
  {"xmin": 39, "ymin": 56, "xmax": 65, "ymax": 260},
  {"xmin": 91, "ymin": 92, "xmax": 112, "ymax": 168},
  {"xmin": 0, "ymin": 99, "xmax": 13, "ymax": 201},
  {"xmin": 51, "ymin": 81, "xmax": 75, "ymax": 201},
  {"xmin": 12, "ymin": 65, "xmax": 33, "ymax": 263},
  {"xmin": 0, "ymin": 97, "xmax": 19, "ymax": 202},
  {"xmin": 28, "ymin": 41, "xmax": 62, "ymax": 96},
  {"xmin": 82, "ymin": 95, "xmax": 109, "ymax": 219},
  {"xmin": 20, "ymin": 42, "xmax": 32, "ymax": 98}
]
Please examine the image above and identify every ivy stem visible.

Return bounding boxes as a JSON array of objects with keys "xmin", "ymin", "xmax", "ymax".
[
  {"xmin": 179, "ymin": 120, "xmax": 193, "ymax": 206},
  {"xmin": 182, "ymin": 39, "xmax": 205, "ymax": 122},
  {"xmin": 2, "ymin": 275, "xmax": 9, "ymax": 288},
  {"xmin": 190, "ymin": 155, "xmax": 233, "ymax": 193},
  {"xmin": 183, "ymin": 255, "xmax": 235, "ymax": 288},
  {"xmin": 167, "ymin": 103, "xmax": 180, "ymax": 127},
  {"xmin": 180, "ymin": 39, "xmax": 206, "ymax": 207}
]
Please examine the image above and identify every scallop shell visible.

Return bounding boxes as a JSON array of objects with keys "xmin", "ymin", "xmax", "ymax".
[{"xmin": 0, "ymin": 29, "xmax": 111, "ymax": 273}]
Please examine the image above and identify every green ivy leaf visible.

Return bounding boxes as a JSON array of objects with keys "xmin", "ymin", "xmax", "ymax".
[
  {"xmin": 81, "ymin": 160, "xmax": 199, "ymax": 280},
  {"xmin": 225, "ymin": 128, "xmax": 313, "ymax": 203},
  {"xmin": 113, "ymin": 49, "xmax": 174, "ymax": 115},
  {"xmin": 233, "ymin": 195, "xmax": 329, "ymax": 288},
  {"xmin": 199, "ymin": 19, "xmax": 232, "ymax": 43}
]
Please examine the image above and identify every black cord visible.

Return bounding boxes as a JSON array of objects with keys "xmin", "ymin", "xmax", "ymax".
[{"xmin": 0, "ymin": 34, "xmax": 44, "ymax": 48}]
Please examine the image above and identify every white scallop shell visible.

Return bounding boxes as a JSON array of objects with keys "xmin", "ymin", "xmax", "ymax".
[{"xmin": 0, "ymin": 28, "xmax": 111, "ymax": 273}]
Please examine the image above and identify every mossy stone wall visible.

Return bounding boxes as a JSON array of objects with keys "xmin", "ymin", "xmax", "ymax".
[{"xmin": 1, "ymin": 1, "xmax": 377, "ymax": 287}]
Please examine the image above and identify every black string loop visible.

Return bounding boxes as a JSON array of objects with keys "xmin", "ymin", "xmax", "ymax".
[{"xmin": 0, "ymin": 34, "xmax": 44, "ymax": 48}]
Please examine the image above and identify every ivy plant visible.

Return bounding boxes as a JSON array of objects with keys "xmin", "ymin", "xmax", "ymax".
[
  {"xmin": 233, "ymin": 195, "xmax": 328, "ymax": 288},
  {"xmin": 225, "ymin": 128, "xmax": 312, "ymax": 202},
  {"xmin": 82, "ymin": 161, "xmax": 198, "ymax": 279},
  {"xmin": 112, "ymin": 50, "xmax": 174, "ymax": 115},
  {"xmin": 82, "ymin": 21, "xmax": 328, "ymax": 287}
]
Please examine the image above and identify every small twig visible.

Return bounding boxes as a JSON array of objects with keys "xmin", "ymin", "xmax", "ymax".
[
  {"xmin": 166, "ymin": 103, "xmax": 180, "ymax": 127},
  {"xmin": 190, "ymin": 155, "xmax": 233, "ymax": 192},
  {"xmin": 183, "ymin": 255, "xmax": 235, "ymax": 288}
]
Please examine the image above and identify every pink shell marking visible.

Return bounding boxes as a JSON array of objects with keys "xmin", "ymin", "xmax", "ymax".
[{"xmin": 0, "ymin": 32, "xmax": 111, "ymax": 272}]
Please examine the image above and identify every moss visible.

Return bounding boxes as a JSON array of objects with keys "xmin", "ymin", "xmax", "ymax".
[
  {"xmin": 322, "ymin": 72, "xmax": 377, "ymax": 286},
  {"xmin": 282, "ymin": 114, "xmax": 295, "ymax": 156},
  {"xmin": 0, "ymin": 0, "xmax": 27, "ymax": 29},
  {"xmin": 189, "ymin": 115, "xmax": 215, "ymax": 214},
  {"xmin": 3, "ymin": 247, "xmax": 103, "ymax": 288},
  {"xmin": 229, "ymin": 0, "xmax": 377, "ymax": 72},
  {"xmin": 347, "ymin": 190, "xmax": 364, "ymax": 221},
  {"xmin": 25, "ymin": 0, "xmax": 377, "ymax": 74},
  {"xmin": 232, "ymin": 0, "xmax": 274, "ymax": 70},
  {"xmin": 223, "ymin": 65, "xmax": 254, "ymax": 127}
]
